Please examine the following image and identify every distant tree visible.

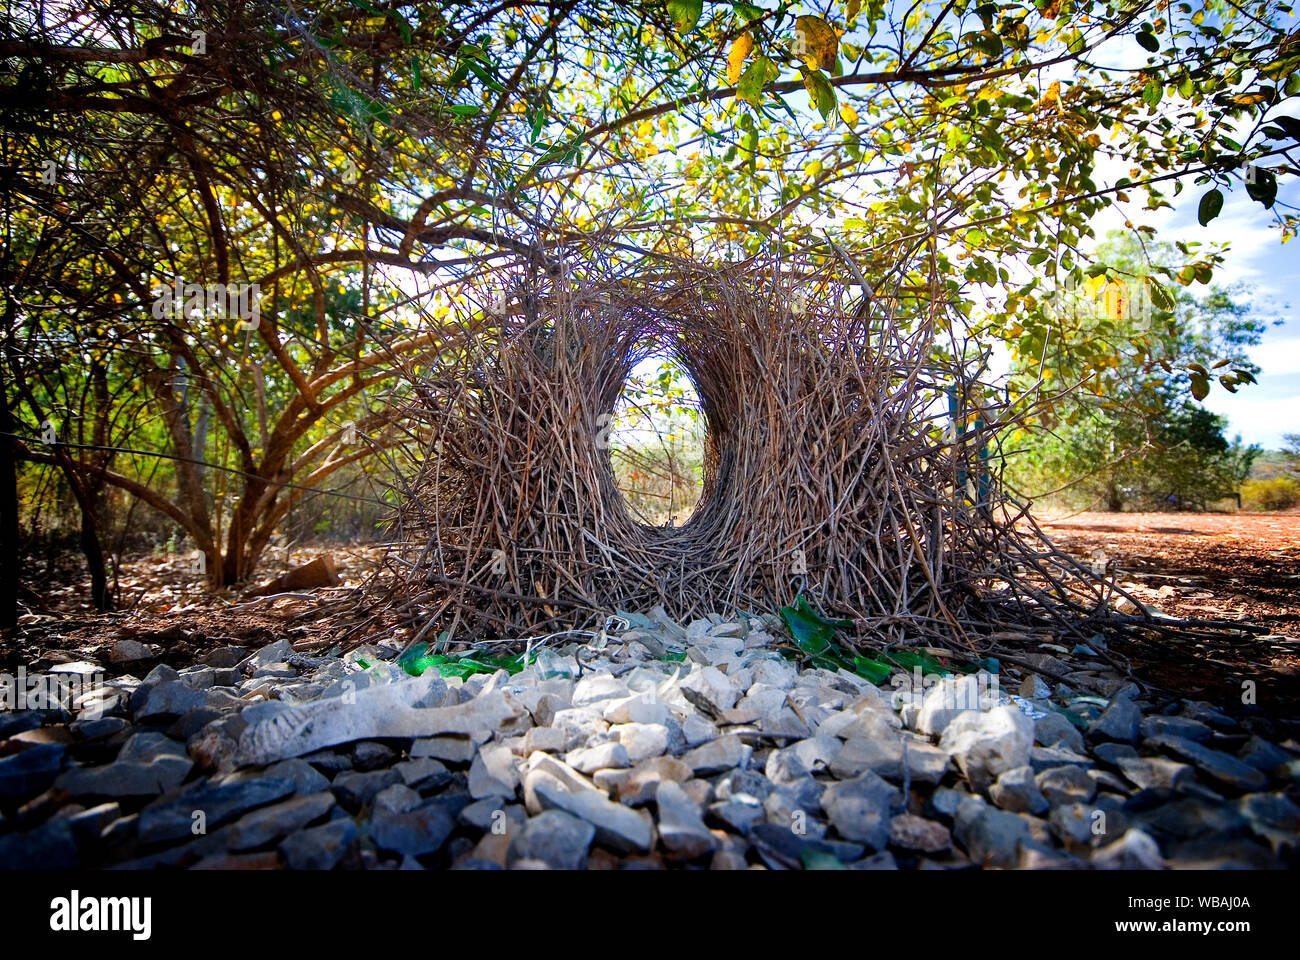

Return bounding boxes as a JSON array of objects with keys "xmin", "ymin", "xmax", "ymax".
[{"xmin": 1006, "ymin": 232, "xmax": 1270, "ymax": 511}]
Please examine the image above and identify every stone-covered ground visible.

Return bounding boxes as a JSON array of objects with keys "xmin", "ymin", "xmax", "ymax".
[{"xmin": 1, "ymin": 608, "xmax": 1297, "ymax": 870}]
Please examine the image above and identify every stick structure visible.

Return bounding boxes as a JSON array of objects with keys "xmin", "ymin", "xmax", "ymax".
[{"xmin": 366, "ymin": 260, "xmax": 1175, "ymax": 657}]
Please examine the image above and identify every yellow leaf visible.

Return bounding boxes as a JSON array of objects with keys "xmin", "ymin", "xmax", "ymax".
[
  {"xmin": 839, "ymin": 104, "xmax": 858, "ymax": 126},
  {"xmin": 1038, "ymin": 81, "xmax": 1060, "ymax": 112},
  {"xmin": 727, "ymin": 33, "xmax": 754, "ymax": 84},
  {"xmin": 795, "ymin": 15, "xmax": 838, "ymax": 72}
]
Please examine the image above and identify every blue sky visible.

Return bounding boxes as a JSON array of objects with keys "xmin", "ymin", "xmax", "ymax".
[{"xmin": 1172, "ymin": 186, "xmax": 1298, "ymax": 451}]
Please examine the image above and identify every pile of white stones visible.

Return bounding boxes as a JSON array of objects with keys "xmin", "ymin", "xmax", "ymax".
[{"xmin": 0, "ymin": 610, "xmax": 1296, "ymax": 869}]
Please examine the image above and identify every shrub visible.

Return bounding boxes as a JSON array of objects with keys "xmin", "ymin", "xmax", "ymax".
[{"xmin": 1242, "ymin": 476, "xmax": 1300, "ymax": 511}]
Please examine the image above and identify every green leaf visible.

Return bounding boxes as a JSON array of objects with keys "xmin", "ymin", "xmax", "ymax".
[
  {"xmin": 1273, "ymin": 115, "xmax": 1300, "ymax": 142},
  {"xmin": 1147, "ymin": 279, "xmax": 1175, "ymax": 311},
  {"xmin": 779, "ymin": 594, "xmax": 851, "ymax": 656},
  {"xmin": 1246, "ymin": 166, "xmax": 1277, "ymax": 209},
  {"xmin": 1189, "ymin": 372, "xmax": 1210, "ymax": 401},
  {"xmin": 1197, "ymin": 188, "xmax": 1223, "ymax": 226},
  {"xmin": 737, "ymin": 56, "xmax": 769, "ymax": 106},
  {"xmin": 852, "ymin": 656, "xmax": 892, "ymax": 684},
  {"xmin": 667, "ymin": 0, "xmax": 704, "ymax": 33},
  {"xmin": 802, "ymin": 68, "xmax": 837, "ymax": 122},
  {"xmin": 732, "ymin": 1, "xmax": 764, "ymax": 19},
  {"xmin": 800, "ymin": 848, "xmax": 848, "ymax": 869},
  {"xmin": 1136, "ymin": 30, "xmax": 1160, "ymax": 52}
]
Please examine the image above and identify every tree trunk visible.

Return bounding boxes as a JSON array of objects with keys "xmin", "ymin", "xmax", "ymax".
[{"xmin": 1106, "ymin": 478, "xmax": 1122, "ymax": 512}]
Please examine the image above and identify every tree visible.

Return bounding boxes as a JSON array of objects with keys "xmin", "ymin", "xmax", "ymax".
[{"xmin": 1005, "ymin": 231, "xmax": 1269, "ymax": 510}]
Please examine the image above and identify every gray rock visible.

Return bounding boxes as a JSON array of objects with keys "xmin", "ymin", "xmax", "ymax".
[
  {"xmin": 373, "ymin": 783, "xmax": 422, "ymax": 815},
  {"xmin": 69, "ymin": 716, "xmax": 129, "ymax": 740},
  {"xmin": 533, "ymin": 779, "xmax": 652, "ymax": 853},
  {"xmin": 279, "ymin": 817, "xmax": 357, "ymax": 869},
  {"xmin": 109, "ymin": 639, "xmax": 160, "ymax": 663},
  {"xmin": 927, "ymin": 787, "xmax": 971, "ymax": 820},
  {"xmin": 508, "ymin": 809, "xmax": 595, "ymax": 869},
  {"xmin": 369, "ymin": 801, "xmax": 455, "ymax": 857},
  {"xmin": 458, "ymin": 797, "xmax": 525, "ymax": 833},
  {"xmin": 820, "ymin": 771, "xmax": 899, "ymax": 850},
  {"xmin": 656, "ymin": 779, "xmax": 719, "ymax": 858},
  {"xmin": 202, "ymin": 646, "xmax": 248, "ymax": 668},
  {"xmin": 611, "ymin": 723, "xmax": 670, "ymax": 763},
  {"xmin": 1035, "ymin": 764, "xmax": 1097, "ymax": 806},
  {"xmin": 988, "ymin": 765, "xmax": 1049, "ymax": 814},
  {"xmin": 564, "ymin": 741, "xmax": 630, "ymax": 774},
  {"xmin": 225, "ymin": 792, "xmax": 336, "ymax": 850},
  {"xmin": 1236, "ymin": 792, "xmax": 1300, "ymax": 855},
  {"xmin": 1033, "ymin": 711, "xmax": 1086, "ymax": 754},
  {"xmin": 1088, "ymin": 695, "xmax": 1142, "ymax": 745},
  {"xmin": 1050, "ymin": 803, "xmax": 1097, "ymax": 848},
  {"xmin": 1092, "ymin": 741, "xmax": 1139, "ymax": 765},
  {"xmin": 682, "ymin": 735, "xmax": 751, "ymax": 776},
  {"xmin": 258, "ymin": 758, "xmax": 331, "ymax": 795},
  {"xmin": 763, "ymin": 778, "xmax": 826, "ymax": 832},
  {"xmin": 1145, "ymin": 734, "xmax": 1268, "ymax": 792},
  {"xmin": 410, "ymin": 736, "xmax": 476, "ymax": 764},
  {"xmin": 332, "ymin": 769, "xmax": 402, "ymax": 812},
  {"xmin": 0, "ymin": 743, "xmax": 65, "ymax": 799},
  {"xmin": 468, "ymin": 744, "xmax": 520, "ymax": 799},
  {"xmin": 1136, "ymin": 796, "xmax": 1248, "ymax": 842},
  {"xmin": 679, "ymin": 666, "xmax": 740, "ymax": 715},
  {"xmin": 1179, "ymin": 700, "xmax": 1238, "ymax": 730},
  {"xmin": 749, "ymin": 822, "xmax": 864, "ymax": 869},
  {"xmin": 1019, "ymin": 674, "xmax": 1051, "ymax": 700},
  {"xmin": 138, "ymin": 775, "xmax": 296, "ymax": 845},
  {"xmin": 1141, "ymin": 715, "xmax": 1212, "ymax": 743},
  {"xmin": 134, "ymin": 680, "xmax": 208, "ymax": 721},
  {"xmin": 708, "ymin": 799, "xmax": 765, "ymax": 834},
  {"xmin": 56, "ymin": 737, "xmax": 194, "ymax": 799},
  {"xmin": 351, "ymin": 741, "xmax": 397, "ymax": 771},
  {"xmin": 1115, "ymin": 755, "xmax": 1193, "ymax": 792},
  {"xmin": 953, "ymin": 797, "xmax": 1031, "ymax": 868},
  {"xmin": 940, "ymin": 705, "xmax": 1034, "ymax": 792},
  {"xmin": 570, "ymin": 674, "xmax": 629, "ymax": 707},
  {"xmin": 0, "ymin": 818, "xmax": 78, "ymax": 869},
  {"xmin": 394, "ymin": 758, "xmax": 451, "ymax": 791},
  {"xmin": 0, "ymin": 712, "xmax": 42, "ymax": 739},
  {"xmin": 888, "ymin": 813, "xmax": 951, "ymax": 853},
  {"xmin": 1238, "ymin": 736, "xmax": 1296, "ymax": 776}
]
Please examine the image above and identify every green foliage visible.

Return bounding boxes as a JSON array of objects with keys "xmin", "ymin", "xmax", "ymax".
[{"xmin": 1005, "ymin": 232, "xmax": 1269, "ymax": 511}]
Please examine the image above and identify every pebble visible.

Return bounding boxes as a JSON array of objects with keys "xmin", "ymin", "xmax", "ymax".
[
  {"xmin": 508, "ymin": 810, "xmax": 595, "ymax": 869},
  {"xmin": 655, "ymin": 780, "xmax": 719, "ymax": 858},
  {"xmin": 989, "ymin": 766, "xmax": 1049, "ymax": 815},
  {"xmin": 1145, "ymin": 734, "xmax": 1268, "ymax": 792},
  {"xmin": 279, "ymin": 818, "xmax": 357, "ymax": 869},
  {"xmin": 888, "ymin": 813, "xmax": 951, "ymax": 853}
]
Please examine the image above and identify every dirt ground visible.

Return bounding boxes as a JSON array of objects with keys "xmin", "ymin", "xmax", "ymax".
[
  {"xmin": 1037, "ymin": 511, "xmax": 1300, "ymax": 714},
  {"xmin": 1037, "ymin": 512, "xmax": 1300, "ymax": 639}
]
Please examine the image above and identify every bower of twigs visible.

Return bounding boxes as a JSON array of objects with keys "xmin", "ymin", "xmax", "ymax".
[{"xmin": 358, "ymin": 254, "xmax": 1174, "ymax": 665}]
